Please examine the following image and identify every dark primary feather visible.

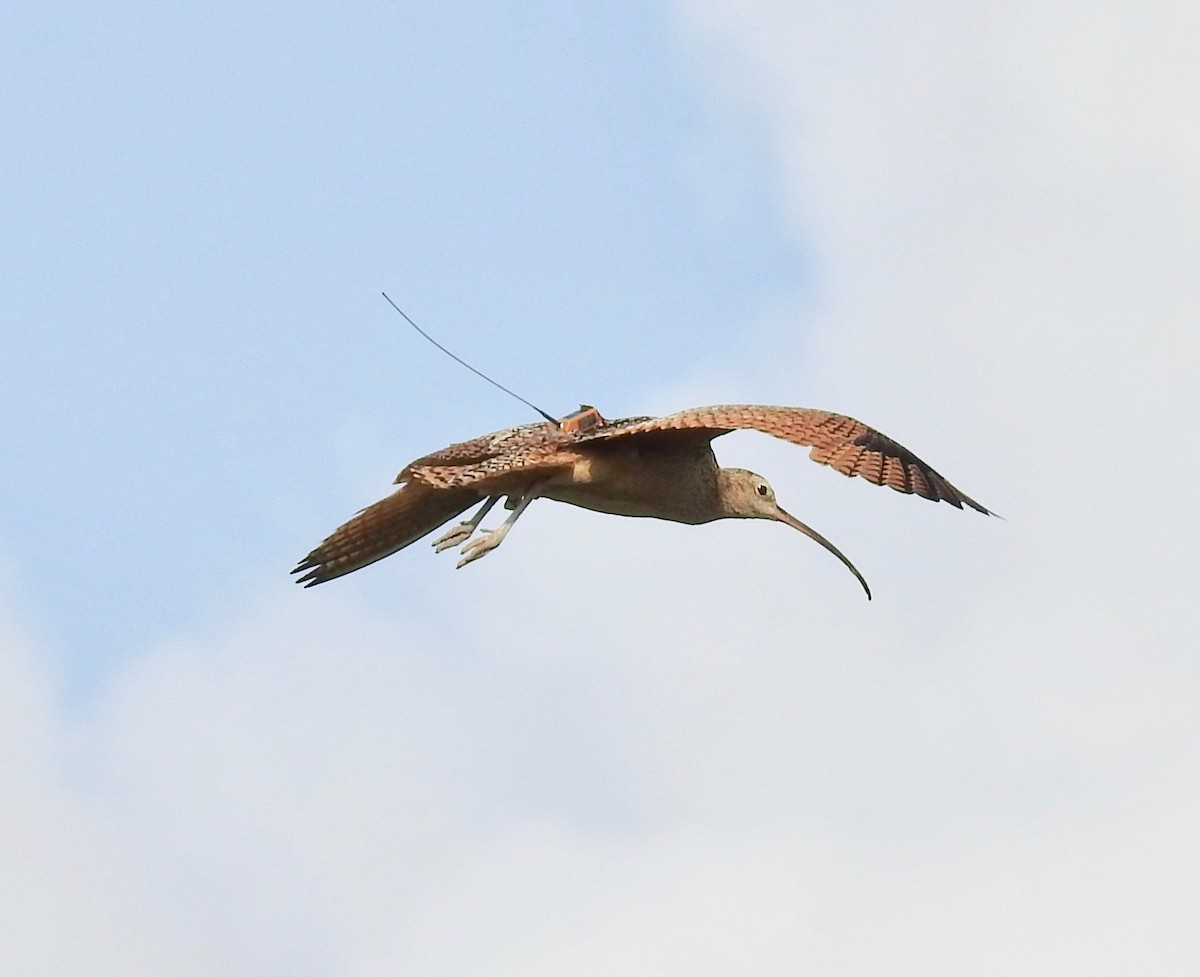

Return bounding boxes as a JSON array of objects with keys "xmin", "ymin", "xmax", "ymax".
[
  {"xmin": 292, "ymin": 482, "xmax": 479, "ymax": 586},
  {"xmin": 578, "ymin": 405, "xmax": 992, "ymax": 513}
]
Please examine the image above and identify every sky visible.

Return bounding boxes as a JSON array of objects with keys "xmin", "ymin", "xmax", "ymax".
[{"xmin": 2, "ymin": 1, "xmax": 1198, "ymax": 974}]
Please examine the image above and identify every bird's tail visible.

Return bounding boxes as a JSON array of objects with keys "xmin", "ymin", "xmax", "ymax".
[{"xmin": 293, "ymin": 483, "xmax": 479, "ymax": 586}]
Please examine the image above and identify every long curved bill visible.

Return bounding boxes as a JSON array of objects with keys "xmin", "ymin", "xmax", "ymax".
[{"xmin": 774, "ymin": 506, "xmax": 872, "ymax": 600}]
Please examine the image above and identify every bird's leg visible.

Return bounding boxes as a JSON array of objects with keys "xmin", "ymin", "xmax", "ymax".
[
  {"xmin": 455, "ymin": 489, "xmax": 540, "ymax": 569},
  {"xmin": 432, "ymin": 496, "xmax": 500, "ymax": 553}
]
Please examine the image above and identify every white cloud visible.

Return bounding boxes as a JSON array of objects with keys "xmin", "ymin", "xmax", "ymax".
[{"xmin": 0, "ymin": 586, "xmax": 207, "ymax": 976}]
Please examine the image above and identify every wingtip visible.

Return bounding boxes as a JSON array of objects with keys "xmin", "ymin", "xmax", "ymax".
[
  {"xmin": 973, "ymin": 498, "xmax": 1003, "ymax": 519},
  {"xmin": 291, "ymin": 559, "xmax": 328, "ymax": 586},
  {"xmin": 291, "ymin": 554, "xmax": 317, "ymax": 574},
  {"xmin": 963, "ymin": 495, "xmax": 999, "ymax": 518},
  {"xmin": 941, "ymin": 482, "xmax": 995, "ymax": 518}
]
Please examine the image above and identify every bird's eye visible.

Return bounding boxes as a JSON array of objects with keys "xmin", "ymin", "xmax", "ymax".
[{"xmin": 756, "ymin": 483, "xmax": 769, "ymax": 497}]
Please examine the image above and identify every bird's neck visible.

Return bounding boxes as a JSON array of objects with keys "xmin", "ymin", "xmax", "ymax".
[{"xmin": 713, "ymin": 468, "xmax": 746, "ymax": 520}]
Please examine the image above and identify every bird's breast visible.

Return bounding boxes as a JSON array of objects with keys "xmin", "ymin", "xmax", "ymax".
[{"xmin": 540, "ymin": 446, "xmax": 720, "ymax": 524}]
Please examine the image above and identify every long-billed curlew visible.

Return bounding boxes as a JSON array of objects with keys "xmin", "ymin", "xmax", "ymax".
[{"xmin": 293, "ymin": 404, "xmax": 992, "ymax": 598}]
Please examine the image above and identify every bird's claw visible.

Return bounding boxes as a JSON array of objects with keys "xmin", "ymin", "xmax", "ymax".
[
  {"xmin": 455, "ymin": 530, "xmax": 502, "ymax": 568},
  {"xmin": 432, "ymin": 522, "xmax": 475, "ymax": 552}
]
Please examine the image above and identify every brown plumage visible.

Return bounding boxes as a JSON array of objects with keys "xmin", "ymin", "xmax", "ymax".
[{"xmin": 293, "ymin": 405, "xmax": 993, "ymax": 596}]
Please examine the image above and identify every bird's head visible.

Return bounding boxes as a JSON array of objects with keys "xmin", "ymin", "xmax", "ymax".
[
  {"xmin": 717, "ymin": 468, "xmax": 872, "ymax": 600},
  {"xmin": 717, "ymin": 468, "xmax": 790, "ymax": 520}
]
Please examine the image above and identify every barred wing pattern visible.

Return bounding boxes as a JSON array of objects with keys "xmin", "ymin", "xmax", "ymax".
[
  {"xmin": 293, "ymin": 482, "xmax": 480, "ymax": 586},
  {"xmin": 579, "ymin": 405, "xmax": 992, "ymax": 513},
  {"xmin": 397, "ymin": 420, "xmax": 577, "ymax": 490},
  {"xmin": 396, "ymin": 420, "xmax": 562, "ymax": 479}
]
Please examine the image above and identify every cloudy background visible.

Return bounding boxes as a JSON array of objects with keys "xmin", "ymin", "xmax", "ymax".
[{"xmin": 3, "ymin": 1, "xmax": 1197, "ymax": 973}]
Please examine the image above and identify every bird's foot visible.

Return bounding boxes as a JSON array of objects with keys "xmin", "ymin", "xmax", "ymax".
[
  {"xmin": 455, "ymin": 528, "xmax": 504, "ymax": 568},
  {"xmin": 432, "ymin": 521, "xmax": 476, "ymax": 552}
]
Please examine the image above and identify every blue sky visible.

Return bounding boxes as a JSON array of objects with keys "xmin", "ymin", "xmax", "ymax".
[
  {"xmin": 3, "ymin": 2, "xmax": 1199, "ymax": 974},
  {"xmin": 4, "ymin": 1, "xmax": 801, "ymax": 697}
]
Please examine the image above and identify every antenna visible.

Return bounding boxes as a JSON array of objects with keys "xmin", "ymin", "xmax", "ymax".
[{"xmin": 381, "ymin": 292, "xmax": 557, "ymax": 425}]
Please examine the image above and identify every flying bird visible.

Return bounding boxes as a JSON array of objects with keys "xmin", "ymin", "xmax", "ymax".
[{"xmin": 293, "ymin": 404, "xmax": 992, "ymax": 599}]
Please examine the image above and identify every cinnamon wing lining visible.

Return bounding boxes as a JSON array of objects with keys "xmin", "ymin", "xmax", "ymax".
[
  {"xmin": 293, "ymin": 482, "xmax": 480, "ymax": 586},
  {"xmin": 579, "ymin": 405, "xmax": 993, "ymax": 513}
]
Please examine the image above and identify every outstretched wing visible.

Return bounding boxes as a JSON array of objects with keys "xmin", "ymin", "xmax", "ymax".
[
  {"xmin": 580, "ymin": 405, "xmax": 992, "ymax": 513},
  {"xmin": 395, "ymin": 419, "xmax": 579, "ymax": 490},
  {"xmin": 396, "ymin": 420, "xmax": 558, "ymax": 480},
  {"xmin": 293, "ymin": 482, "xmax": 480, "ymax": 586}
]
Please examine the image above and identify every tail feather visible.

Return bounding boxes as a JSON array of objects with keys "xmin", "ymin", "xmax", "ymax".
[{"xmin": 293, "ymin": 484, "xmax": 479, "ymax": 586}]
